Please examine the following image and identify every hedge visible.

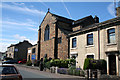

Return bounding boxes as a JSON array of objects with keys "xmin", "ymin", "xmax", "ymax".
[
  {"xmin": 26, "ymin": 60, "xmax": 32, "ymax": 66},
  {"xmin": 83, "ymin": 58, "xmax": 107, "ymax": 74},
  {"xmin": 83, "ymin": 58, "xmax": 94, "ymax": 70},
  {"xmin": 45, "ymin": 59, "xmax": 76, "ymax": 69}
]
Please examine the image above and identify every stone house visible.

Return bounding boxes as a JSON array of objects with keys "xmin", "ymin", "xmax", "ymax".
[
  {"xmin": 37, "ymin": 10, "xmax": 96, "ymax": 60},
  {"xmin": 68, "ymin": 17, "xmax": 120, "ymax": 76},
  {"xmin": 27, "ymin": 44, "xmax": 38, "ymax": 61},
  {"xmin": 7, "ymin": 40, "xmax": 32, "ymax": 61}
]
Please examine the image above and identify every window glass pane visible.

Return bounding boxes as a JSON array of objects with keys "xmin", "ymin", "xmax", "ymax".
[
  {"xmin": 109, "ymin": 33, "xmax": 115, "ymax": 43},
  {"xmin": 44, "ymin": 25, "xmax": 50, "ymax": 41},
  {"xmin": 108, "ymin": 28, "xmax": 115, "ymax": 43},
  {"xmin": 108, "ymin": 29, "xmax": 115, "ymax": 33},
  {"xmin": 87, "ymin": 33, "xmax": 93, "ymax": 45},
  {"xmin": 32, "ymin": 48, "xmax": 36, "ymax": 53},
  {"xmin": 72, "ymin": 38, "xmax": 76, "ymax": 48},
  {"xmin": 1, "ymin": 66, "xmax": 18, "ymax": 74},
  {"xmin": 87, "ymin": 55, "xmax": 94, "ymax": 58}
]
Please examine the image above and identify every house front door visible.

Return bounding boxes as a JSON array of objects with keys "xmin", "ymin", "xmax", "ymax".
[{"xmin": 109, "ymin": 55, "xmax": 116, "ymax": 75}]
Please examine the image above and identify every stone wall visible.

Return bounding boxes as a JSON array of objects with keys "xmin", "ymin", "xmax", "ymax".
[
  {"xmin": 39, "ymin": 12, "xmax": 72, "ymax": 60},
  {"xmin": 39, "ymin": 13, "xmax": 56, "ymax": 59}
]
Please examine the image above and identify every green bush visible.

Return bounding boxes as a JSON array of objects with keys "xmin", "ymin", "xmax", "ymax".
[
  {"xmin": 83, "ymin": 58, "xmax": 107, "ymax": 73},
  {"xmin": 68, "ymin": 69, "xmax": 73, "ymax": 75},
  {"xmin": 34, "ymin": 60, "xmax": 40, "ymax": 66},
  {"xmin": 75, "ymin": 70, "xmax": 80, "ymax": 76},
  {"xmin": 45, "ymin": 59, "xmax": 76, "ymax": 69},
  {"xmin": 83, "ymin": 58, "xmax": 93, "ymax": 70},
  {"xmin": 45, "ymin": 61, "xmax": 51, "ymax": 69},
  {"xmin": 26, "ymin": 60, "xmax": 32, "ymax": 66},
  {"xmin": 98, "ymin": 59, "xmax": 107, "ymax": 74}
]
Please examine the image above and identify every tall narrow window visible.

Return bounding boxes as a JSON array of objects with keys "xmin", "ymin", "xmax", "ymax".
[
  {"xmin": 32, "ymin": 48, "xmax": 36, "ymax": 53},
  {"xmin": 72, "ymin": 37, "xmax": 76, "ymax": 48},
  {"xmin": 87, "ymin": 33, "xmax": 93, "ymax": 45},
  {"xmin": 108, "ymin": 28, "xmax": 115, "ymax": 44},
  {"xmin": 44, "ymin": 25, "xmax": 50, "ymax": 41}
]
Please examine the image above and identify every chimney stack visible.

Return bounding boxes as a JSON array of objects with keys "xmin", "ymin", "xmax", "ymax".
[
  {"xmin": 116, "ymin": 1, "xmax": 120, "ymax": 17},
  {"xmin": 94, "ymin": 15, "xmax": 99, "ymax": 23}
]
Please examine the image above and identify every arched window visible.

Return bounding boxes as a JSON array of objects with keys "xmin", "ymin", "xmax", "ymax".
[{"xmin": 44, "ymin": 25, "xmax": 50, "ymax": 41}]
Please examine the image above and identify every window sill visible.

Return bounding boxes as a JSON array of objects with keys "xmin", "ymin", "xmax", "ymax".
[
  {"xmin": 107, "ymin": 43, "xmax": 117, "ymax": 46},
  {"xmin": 71, "ymin": 47, "xmax": 77, "ymax": 50},
  {"xmin": 85, "ymin": 45, "xmax": 94, "ymax": 48}
]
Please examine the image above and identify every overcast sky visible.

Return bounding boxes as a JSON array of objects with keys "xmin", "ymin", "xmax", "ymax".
[{"xmin": 0, "ymin": 1, "xmax": 119, "ymax": 52}]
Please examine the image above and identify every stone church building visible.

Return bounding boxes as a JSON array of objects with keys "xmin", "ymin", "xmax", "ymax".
[{"xmin": 37, "ymin": 10, "xmax": 96, "ymax": 60}]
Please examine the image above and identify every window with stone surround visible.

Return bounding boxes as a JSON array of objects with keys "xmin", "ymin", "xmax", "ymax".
[
  {"xmin": 107, "ymin": 28, "xmax": 116, "ymax": 44},
  {"xmin": 44, "ymin": 25, "xmax": 50, "ymax": 41},
  {"xmin": 87, "ymin": 33, "xmax": 93, "ymax": 45},
  {"xmin": 72, "ymin": 37, "xmax": 76, "ymax": 48}
]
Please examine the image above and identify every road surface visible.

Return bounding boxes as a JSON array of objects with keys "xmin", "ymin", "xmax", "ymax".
[{"xmin": 16, "ymin": 65, "xmax": 85, "ymax": 80}]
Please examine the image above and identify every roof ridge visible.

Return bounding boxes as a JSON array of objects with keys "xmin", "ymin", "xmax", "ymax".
[{"xmin": 49, "ymin": 12, "xmax": 74, "ymax": 21}]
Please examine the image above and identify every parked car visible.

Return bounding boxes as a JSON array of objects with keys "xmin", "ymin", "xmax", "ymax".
[
  {"xmin": 2, "ymin": 60, "xmax": 18, "ymax": 64},
  {"xmin": 18, "ymin": 59, "xmax": 27, "ymax": 64},
  {"xmin": 0, "ymin": 64, "xmax": 22, "ymax": 80},
  {"xmin": 3, "ymin": 57, "xmax": 13, "ymax": 61}
]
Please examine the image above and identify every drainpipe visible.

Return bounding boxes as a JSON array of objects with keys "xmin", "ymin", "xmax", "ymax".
[
  {"xmin": 37, "ymin": 27, "xmax": 41, "ymax": 60},
  {"xmin": 98, "ymin": 28, "xmax": 100, "ymax": 60},
  {"xmin": 94, "ymin": 15, "xmax": 100, "ymax": 60}
]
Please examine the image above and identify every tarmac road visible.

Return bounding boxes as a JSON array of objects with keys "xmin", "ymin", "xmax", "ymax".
[{"xmin": 16, "ymin": 65, "xmax": 85, "ymax": 80}]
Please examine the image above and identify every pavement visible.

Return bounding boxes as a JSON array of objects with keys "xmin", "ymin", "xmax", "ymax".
[{"xmin": 16, "ymin": 64, "xmax": 40, "ymax": 70}]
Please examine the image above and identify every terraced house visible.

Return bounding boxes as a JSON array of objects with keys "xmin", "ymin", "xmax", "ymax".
[{"xmin": 69, "ymin": 15, "xmax": 120, "ymax": 77}]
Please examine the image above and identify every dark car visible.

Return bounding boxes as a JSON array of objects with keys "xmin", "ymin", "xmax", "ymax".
[
  {"xmin": 2, "ymin": 60, "xmax": 18, "ymax": 64},
  {"xmin": 0, "ymin": 64, "xmax": 22, "ymax": 80}
]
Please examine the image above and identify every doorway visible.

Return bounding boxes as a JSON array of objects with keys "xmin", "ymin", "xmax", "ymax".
[
  {"xmin": 109, "ymin": 55, "xmax": 116, "ymax": 75},
  {"xmin": 28, "ymin": 55, "xmax": 30, "ymax": 60}
]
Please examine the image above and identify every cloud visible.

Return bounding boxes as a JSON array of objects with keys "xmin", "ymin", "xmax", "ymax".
[
  {"xmin": 27, "ymin": 27, "xmax": 38, "ymax": 32},
  {"xmin": 14, "ymin": 34, "xmax": 27, "ymax": 41},
  {"xmin": 0, "ymin": 42, "xmax": 11, "ymax": 52},
  {"xmin": 107, "ymin": 3, "xmax": 116, "ymax": 17},
  {"xmin": 0, "ymin": 38, "xmax": 18, "ymax": 52},
  {"xmin": 12, "ymin": 2, "xmax": 25, "ymax": 6},
  {"xmin": 1, "ymin": 3, "xmax": 46, "ymax": 16},
  {"xmin": 2, "ymin": 20, "xmax": 35, "ymax": 27},
  {"xmin": 13, "ymin": 34, "xmax": 37, "ymax": 45},
  {"xmin": 2, "ymin": 18, "xmax": 38, "ymax": 31},
  {"xmin": 0, "ymin": 34, "xmax": 37, "ymax": 52},
  {"xmin": 0, "ymin": 38, "xmax": 17, "ymax": 42}
]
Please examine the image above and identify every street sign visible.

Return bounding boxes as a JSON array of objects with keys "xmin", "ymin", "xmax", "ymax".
[{"xmin": 31, "ymin": 55, "xmax": 36, "ymax": 60}]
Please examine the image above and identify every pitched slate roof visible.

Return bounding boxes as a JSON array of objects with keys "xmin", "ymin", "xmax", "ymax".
[
  {"xmin": 73, "ymin": 15, "xmax": 95, "ymax": 26},
  {"xmin": 68, "ymin": 17, "xmax": 120, "ymax": 37},
  {"xmin": 39, "ymin": 11, "xmax": 96, "ymax": 34},
  {"xmin": 8, "ymin": 40, "xmax": 32, "ymax": 48}
]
